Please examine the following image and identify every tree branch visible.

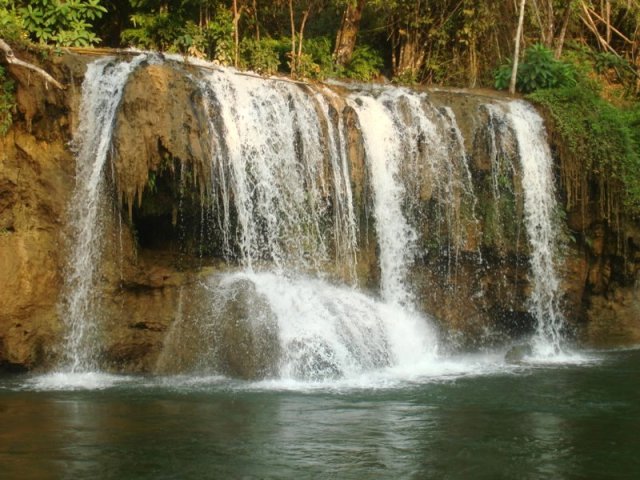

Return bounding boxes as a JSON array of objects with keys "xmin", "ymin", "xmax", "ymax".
[{"xmin": 0, "ymin": 39, "xmax": 65, "ymax": 90}]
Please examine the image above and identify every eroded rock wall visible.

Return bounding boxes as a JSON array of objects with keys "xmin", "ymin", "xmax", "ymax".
[
  {"xmin": 0, "ymin": 51, "xmax": 85, "ymax": 370},
  {"xmin": 1, "ymin": 53, "xmax": 638, "ymax": 373}
]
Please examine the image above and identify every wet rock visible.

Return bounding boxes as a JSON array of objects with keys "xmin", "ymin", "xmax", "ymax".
[
  {"xmin": 505, "ymin": 343, "xmax": 532, "ymax": 364},
  {"xmin": 214, "ymin": 279, "xmax": 281, "ymax": 380}
]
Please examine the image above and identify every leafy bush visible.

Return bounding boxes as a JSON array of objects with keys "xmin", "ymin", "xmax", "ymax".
[
  {"xmin": 0, "ymin": 0, "xmax": 24, "ymax": 42},
  {"xmin": 529, "ymin": 83, "xmax": 640, "ymax": 216},
  {"xmin": 122, "ymin": 5, "xmax": 233, "ymax": 63},
  {"xmin": 122, "ymin": 12, "xmax": 186, "ymax": 52},
  {"xmin": 298, "ymin": 36, "xmax": 336, "ymax": 79},
  {"xmin": 393, "ymin": 69, "xmax": 418, "ymax": 86},
  {"xmin": 495, "ymin": 44, "xmax": 576, "ymax": 93},
  {"xmin": 201, "ymin": 6, "xmax": 233, "ymax": 64},
  {"xmin": 344, "ymin": 45, "xmax": 383, "ymax": 81},
  {"xmin": 240, "ymin": 37, "xmax": 283, "ymax": 75},
  {"xmin": 17, "ymin": 0, "xmax": 106, "ymax": 46},
  {"xmin": 0, "ymin": 65, "xmax": 14, "ymax": 135}
]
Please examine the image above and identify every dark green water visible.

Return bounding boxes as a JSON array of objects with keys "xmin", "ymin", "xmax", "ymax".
[{"xmin": 1, "ymin": 348, "xmax": 639, "ymax": 479}]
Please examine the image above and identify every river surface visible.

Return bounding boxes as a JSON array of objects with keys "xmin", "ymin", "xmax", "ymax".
[{"xmin": 1, "ymin": 347, "xmax": 639, "ymax": 479}]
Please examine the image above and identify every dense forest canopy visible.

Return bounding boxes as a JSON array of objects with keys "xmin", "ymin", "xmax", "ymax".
[
  {"xmin": 1, "ymin": 1, "xmax": 640, "ymax": 219},
  {"xmin": 0, "ymin": 0, "xmax": 638, "ymax": 90}
]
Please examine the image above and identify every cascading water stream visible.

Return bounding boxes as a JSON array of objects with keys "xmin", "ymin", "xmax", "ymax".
[
  {"xmin": 346, "ymin": 87, "xmax": 479, "ymax": 305},
  {"xmin": 482, "ymin": 100, "xmax": 567, "ymax": 356},
  {"xmin": 193, "ymin": 75, "xmax": 441, "ymax": 379},
  {"xmin": 200, "ymin": 69, "xmax": 356, "ymax": 272},
  {"xmin": 61, "ymin": 55, "xmax": 152, "ymax": 372},
  {"xmin": 507, "ymin": 100, "xmax": 565, "ymax": 355},
  {"xmin": 255, "ymin": 271, "xmax": 438, "ymax": 379},
  {"xmin": 347, "ymin": 93, "xmax": 418, "ymax": 306}
]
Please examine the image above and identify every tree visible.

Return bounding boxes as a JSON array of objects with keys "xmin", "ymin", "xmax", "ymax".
[
  {"xmin": 286, "ymin": 0, "xmax": 324, "ymax": 76},
  {"xmin": 333, "ymin": 0, "xmax": 366, "ymax": 67},
  {"xmin": 9, "ymin": 0, "xmax": 107, "ymax": 46},
  {"xmin": 528, "ymin": 0, "xmax": 576, "ymax": 58},
  {"xmin": 510, "ymin": 0, "xmax": 527, "ymax": 94}
]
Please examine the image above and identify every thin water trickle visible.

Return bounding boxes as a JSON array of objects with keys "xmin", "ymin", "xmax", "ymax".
[
  {"xmin": 508, "ymin": 100, "xmax": 565, "ymax": 355},
  {"xmin": 61, "ymin": 54, "xmax": 153, "ymax": 372},
  {"xmin": 348, "ymin": 93, "xmax": 418, "ymax": 306}
]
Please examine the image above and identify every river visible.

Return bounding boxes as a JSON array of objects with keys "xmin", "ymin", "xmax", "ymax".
[{"xmin": 1, "ymin": 347, "xmax": 639, "ymax": 479}]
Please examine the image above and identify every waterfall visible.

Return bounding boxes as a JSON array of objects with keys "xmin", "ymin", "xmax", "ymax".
[
  {"xmin": 61, "ymin": 56, "xmax": 574, "ymax": 380},
  {"xmin": 483, "ymin": 100, "xmax": 566, "ymax": 354},
  {"xmin": 347, "ymin": 87, "xmax": 479, "ymax": 304},
  {"xmin": 61, "ymin": 55, "xmax": 152, "ymax": 372},
  {"xmin": 348, "ymin": 93, "xmax": 418, "ymax": 305},
  {"xmin": 231, "ymin": 271, "xmax": 436, "ymax": 381},
  {"xmin": 507, "ymin": 101, "xmax": 565, "ymax": 355},
  {"xmin": 200, "ymin": 69, "xmax": 360, "ymax": 275}
]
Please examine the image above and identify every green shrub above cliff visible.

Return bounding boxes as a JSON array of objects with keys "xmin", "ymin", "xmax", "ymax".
[
  {"xmin": 1, "ymin": 0, "xmax": 106, "ymax": 46},
  {"xmin": 494, "ymin": 44, "xmax": 577, "ymax": 94},
  {"xmin": 529, "ymin": 83, "xmax": 640, "ymax": 219}
]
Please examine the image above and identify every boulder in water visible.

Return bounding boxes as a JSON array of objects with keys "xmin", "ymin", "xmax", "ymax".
[
  {"xmin": 215, "ymin": 278, "xmax": 281, "ymax": 380},
  {"xmin": 505, "ymin": 343, "xmax": 532, "ymax": 364}
]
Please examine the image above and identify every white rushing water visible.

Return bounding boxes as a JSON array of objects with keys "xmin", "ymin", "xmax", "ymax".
[
  {"xmin": 216, "ymin": 271, "xmax": 439, "ymax": 382},
  {"xmin": 62, "ymin": 55, "xmax": 153, "ymax": 372},
  {"xmin": 200, "ymin": 69, "xmax": 359, "ymax": 275},
  {"xmin": 58, "ymin": 55, "xmax": 579, "ymax": 388},
  {"xmin": 348, "ymin": 94, "xmax": 417, "ymax": 305},
  {"xmin": 507, "ymin": 100, "xmax": 565, "ymax": 356}
]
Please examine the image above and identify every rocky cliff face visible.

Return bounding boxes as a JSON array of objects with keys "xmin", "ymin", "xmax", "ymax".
[
  {"xmin": 0, "ymin": 52, "xmax": 638, "ymax": 374},
  {"xmin": 0, "ymin": 52, "xmax": 84, "ymax": 370}
]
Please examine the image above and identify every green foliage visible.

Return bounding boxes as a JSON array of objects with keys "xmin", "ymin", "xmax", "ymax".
[
  {"xmin": 200, "ymin": 6, "xmax": 234, "ymax": 63},
  {"xmin": 239, "ymin": 37, "xmax": 284, "ymax": 75},
  {"xmin": 343, "ymin": 45, "xmax": 383, "ymax": 81},
  {"xmin": 563, "ymin": 42, "xmax": 638, "ymax": 96},
  {"xmin": 16, "ymin": 0, "xmax": 106, "ymax": 46},
  {"xmin": 495, "ymin": 44, "xmax": 576, "ymax": 93},
  {"xmin": 123, "ymin": 12, "xmax": 185, "ymax": 51},
  {"xmin": 238, "ymin": 35, "xmax": 382, "ymax": 81},
  {"xmin": 297, "ymin": 36, "xmax": 335, "ymax": 79},
  {"xmin": 122, "ymin": 4, "xmax": 233, "ymax": 62},
  {"xmin": 0, "ymin": 0, "xmax": 24, "ymax": 41},
  {"xmin": 393, "ymin": 69, "xmax": 418, "ymax": 86},
  {"xmin": 529, "ymin": 83, "xmax": 640, "ymax": 215},
  {"xmin": 0, "ymin": 65, "xmax": 15, "ymax": 136}
]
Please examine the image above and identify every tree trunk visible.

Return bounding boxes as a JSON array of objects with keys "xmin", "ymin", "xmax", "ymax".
[
  {"xmin": 395, "ymin": 33, "xmax": 426, "ymax": 79},
  {"xmin": 333, "ymin": 0, "xmax": 366, "ymax": 67},
  {"xmin": 297, "ymin": 7, "xmax": 312, "ymax": 71},
  {"xmin": 0, "ymin": 39, "xmax": 64, "ymax": 90},
  {"xmin": 253, "ymin": 0, "xmax": 260, "ymax": 41},
  {"xmin": 554, "ymin": 3, "xmax": 573, "ymax": 59},
  {"xmin": 510, "ymin": 0, "xmax": 527, "ymax": 94},
  {"xmin": 605, "ymin": 0, "xmax": 611, "ymax": 44},
  {"xmin": 233, "ymin": 0, "xmax": 240, "ymax": 68},
  {"xmin": 289, "ymin": 0, "xmax": 296, "ymax": 74}
]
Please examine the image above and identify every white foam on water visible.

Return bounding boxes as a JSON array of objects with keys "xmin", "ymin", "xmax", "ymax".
[
  {"xmin": 223, "ymin": 271, "xmax": 438, "ymax": 380},
  {"xmin": 24, "ymin": 372, "xmax": 134, "ymax": 391},
  {"xmin": 522, "ymin": 349, "xmax": 596, "ymax": 365}
]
